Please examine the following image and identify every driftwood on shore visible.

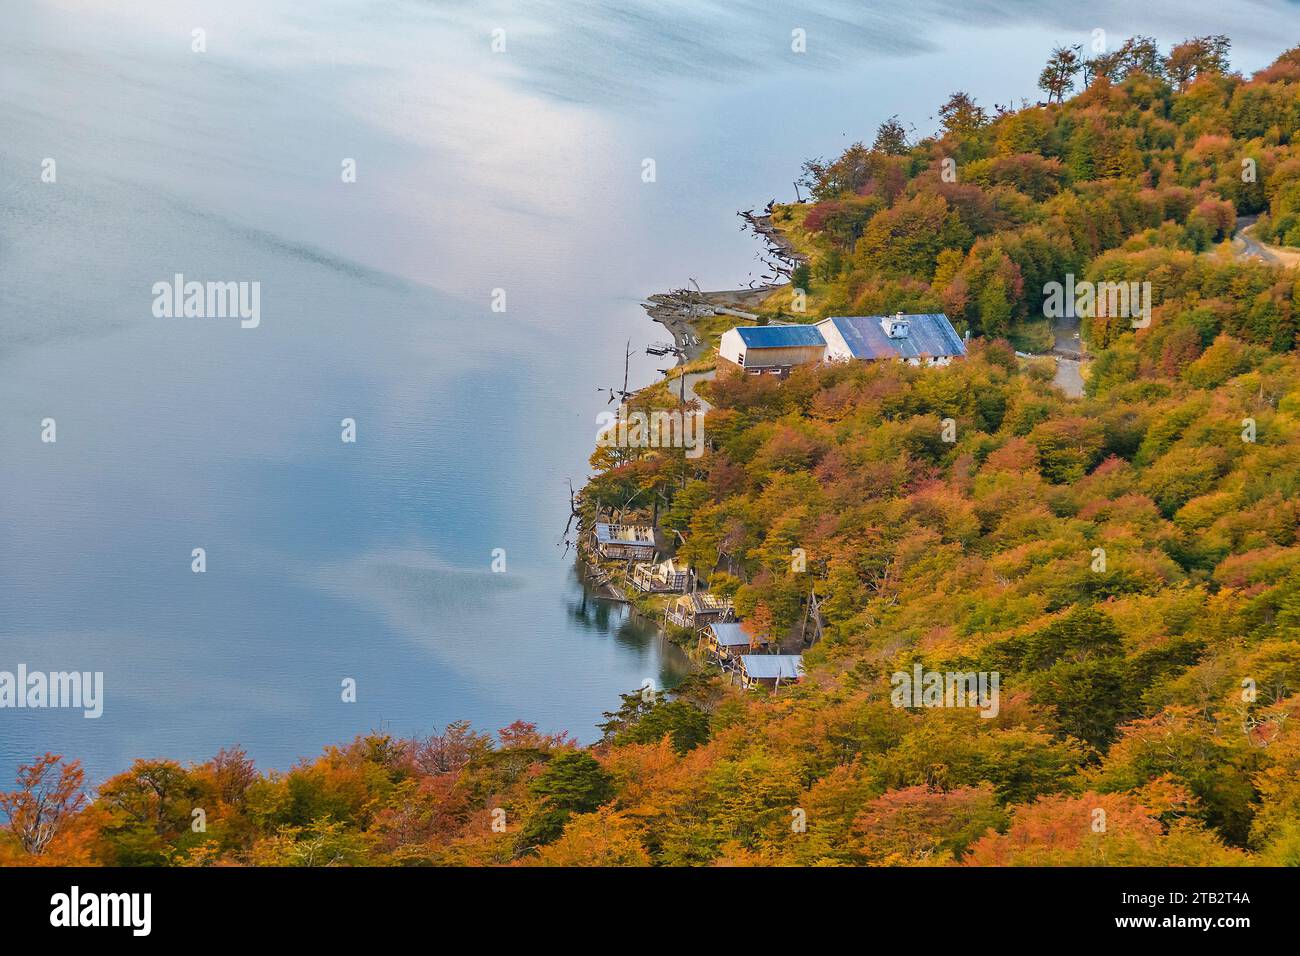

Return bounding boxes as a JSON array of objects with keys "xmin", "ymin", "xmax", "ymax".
[{"xmin": 738, "ymin": 208, "xmax": 807, "ymax": 286}]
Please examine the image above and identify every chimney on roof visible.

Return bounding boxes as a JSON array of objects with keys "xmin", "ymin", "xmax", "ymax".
[{"xmin": 881, "ymin": 312, "xmax": 910, "ymax": 338}]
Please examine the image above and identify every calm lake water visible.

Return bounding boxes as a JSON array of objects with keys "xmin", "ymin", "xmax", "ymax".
[{"xmin": 1, "ymin": 0, "xmax": 1293, "ymax": 782}]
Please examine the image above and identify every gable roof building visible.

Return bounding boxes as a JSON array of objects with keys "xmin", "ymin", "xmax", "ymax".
[
  {"xmin": 706, "ymin": 621, "xmax": 769, "ymax": 659},
  {"xmin": 708, "ymin": 622, "xmax": 756, "ymax": 648},
  {"xmin": 816, "ymin": 313, "xmax": 966, "ymax": 365},
  {"xmin": 718, "ymin": 324, "xmax": 827, "ymax": 375},
  {"xmin": 738, "ymin": 654, "xmax": 805, "ymax": 688},
  {"xmin": 665, "ymin": 591, "xmax": 733, "ymax": 629}
]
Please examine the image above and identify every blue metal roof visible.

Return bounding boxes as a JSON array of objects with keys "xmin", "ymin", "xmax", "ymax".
[
  {"xmin": 826, "ymin": 314, "xmax": 966, "ymax": 360},
  {"xmin": 709, "ymin": 622, "xmax": 756, "ymax": 647},
  {"xmin": 734, "ymin": 324, "xmax": 826, "ymax": 349},
  {"xmin": 740, "ymin": 654, "xmax": 804, "ymax": 680}
]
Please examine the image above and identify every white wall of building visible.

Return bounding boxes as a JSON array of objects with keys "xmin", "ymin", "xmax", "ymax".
[
  {"xmin": 719, "ymin": 327, "xmax": 747, "ymax": 367},
  {"xmin": 815, "ymin": 318, "xmax": 853, "ymax": 362}
]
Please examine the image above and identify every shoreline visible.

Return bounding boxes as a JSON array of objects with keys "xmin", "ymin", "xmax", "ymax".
[
  {"xmin": 642, "ymin": 210, "xmax": 806, "ymax": 365},
  {"xmin": 577, "ymin": 210, "xmax": 801, "ymax": 624},
  {"xmin": 642, "ymin": 284, "xmax": 779, "ymax": 364}
]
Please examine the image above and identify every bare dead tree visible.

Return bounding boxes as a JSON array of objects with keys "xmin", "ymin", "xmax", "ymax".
[
  {"xmin": 596, "ymin": 340, "xmax": 636, "ymax": 405},
  {"xmin": 560, "ymin": 478, "xmax": 581, "ymax": 555},
  {"xmin": 0, "ymin": 753, "xmax": 87, "ymax": 855}
]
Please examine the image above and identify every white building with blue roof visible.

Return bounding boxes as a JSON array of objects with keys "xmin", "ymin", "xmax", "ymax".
[
  {"xmin": 719, "ymin": 314, "xmax": 965, "ymax": 374},
  {"xmin": 816, "ymin": 312, "xmax": 967, "ymax": 366},
  {"xmin": 718, "ymin": 323, "xmax": 828, "ymax": 375}
]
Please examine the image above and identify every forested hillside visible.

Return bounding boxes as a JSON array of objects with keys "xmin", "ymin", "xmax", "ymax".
[
  {"xmin": 5, "ymin": 37, "xmax": 1300, "ymax": 867},
  {"xmin": 767, "ymin": 35, "xmax": 1300, "ymax": 362}
]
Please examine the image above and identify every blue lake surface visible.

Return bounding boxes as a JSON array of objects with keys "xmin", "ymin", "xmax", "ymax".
[{"xmin": 1, "ymin": 0, "xmax": 1294, "ymax": 782}]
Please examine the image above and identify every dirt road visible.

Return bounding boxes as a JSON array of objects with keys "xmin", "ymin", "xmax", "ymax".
[{"xmin": 1230, "ymin": 214, "xmax": 1300, "ymax": 268}]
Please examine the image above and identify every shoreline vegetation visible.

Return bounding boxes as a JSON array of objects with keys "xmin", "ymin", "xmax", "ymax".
[
  {"xmin": 577, "ymin": 212, "xmax": 799, "ymax": 612},
  {"xmin": 9, "ymin": 36, "xmax": 1300, "ymax": 867},
  {"xmin": 577, "ymin": 211, "xmax": 844, "ymax": 661}
]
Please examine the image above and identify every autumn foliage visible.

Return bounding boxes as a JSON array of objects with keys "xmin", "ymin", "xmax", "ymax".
[{"xmin": 7, "ymin": 39, "xmax": 1300, "ymax": 867}]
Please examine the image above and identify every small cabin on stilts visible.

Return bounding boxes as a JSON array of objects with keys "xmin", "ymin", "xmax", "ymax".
[
  {"xmin": 706, "ymin": 622, "xmax": 769, "ymax": 662},
  {"xmin": 738, "ymin": 654, "xmax": 804, "ymax": 690},
  {"xmin": 665, "ymin": 592, "xmax": 732, "ymax": 630},
  {"xmin": 630, "ymin": 557, "xmax": 691, "ymax": 594},
  {"xmin": 591, "ymin": 522, "xmax": 658, "ymax": 562}
]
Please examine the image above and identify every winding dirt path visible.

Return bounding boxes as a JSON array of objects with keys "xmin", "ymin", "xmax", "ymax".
[{"xmin": 1230, "ymin": 214, "xmax": 1300, "ymax": 268}]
